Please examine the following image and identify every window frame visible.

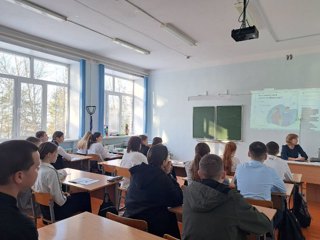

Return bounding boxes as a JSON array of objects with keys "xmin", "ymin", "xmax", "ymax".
[{"xmin": 0, "ymin": 48, "xmax": 70, "ymax": 139}]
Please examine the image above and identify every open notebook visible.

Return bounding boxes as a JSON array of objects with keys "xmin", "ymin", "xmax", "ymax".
[{"xmin": 69, "ymin": 178, "xmax": 99, "ymax": 185}]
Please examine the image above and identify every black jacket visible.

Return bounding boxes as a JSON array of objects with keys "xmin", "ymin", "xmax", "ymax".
[{"xmin": 124, "ymin": 163, "xmax": 183, "ymax": 238}]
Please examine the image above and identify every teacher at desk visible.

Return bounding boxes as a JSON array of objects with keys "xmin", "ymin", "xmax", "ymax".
[{"xmin": 281, "ymin": 133, "xmax": 308, "ymax": 161}]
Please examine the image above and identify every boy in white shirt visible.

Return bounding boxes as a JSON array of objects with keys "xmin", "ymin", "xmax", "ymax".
[{"xmin": 264, "ymin": 141, "xmax": 293, "ymax": 182}]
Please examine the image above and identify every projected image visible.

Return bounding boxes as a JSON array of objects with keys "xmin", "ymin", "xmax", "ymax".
[{"xmin": 267, "ymin": 105, "xmax": 298, "ymax": 127}]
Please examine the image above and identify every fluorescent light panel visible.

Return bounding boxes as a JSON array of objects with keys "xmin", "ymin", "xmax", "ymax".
[
  {"xmin": 113, "ymin": 38, "xmax": 150, "ymax": 55},
  {"xmin": 5, "ymin": 0, "xmax": 67, "ymax": 22},
  {"xmin": 162, "ymin": 23, "xmax": 197, "ymax": 46}
]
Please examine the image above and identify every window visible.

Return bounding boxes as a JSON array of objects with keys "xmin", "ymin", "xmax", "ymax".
[
  {"xmin": 104, "ymin": 69, "xmax": 145, "ymax": 135},
  {"xmin": 0, "ymin": 49, "xmax": 70, "ymax": 139}
]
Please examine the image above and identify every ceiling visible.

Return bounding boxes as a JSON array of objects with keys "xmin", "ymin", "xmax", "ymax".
[{"xmin": 1, "ymin": 0, "xmax": 320, "ymax": 71}]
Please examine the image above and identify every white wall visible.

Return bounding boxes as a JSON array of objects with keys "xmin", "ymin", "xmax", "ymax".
[{"xmin": 148, "ymin": 53, "xmax": 320, "ymax": 161}]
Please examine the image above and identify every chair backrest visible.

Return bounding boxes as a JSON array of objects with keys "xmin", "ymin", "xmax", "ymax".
[
  {"xmin": 245, "ymin": 198, "xmax": 274, "ymax": 208},
  {"xmin": 163, "ymin": 234, "xmax": 180, "ymax": 240},
  {"xmin": 106, "ymin": 212, "xmax": 148, "ymax": 232},
  {"xmin": 115, "ymin": 166, "xmax": 131, "ymax": 178},
  {"xmin": 33, "ymin": 192, "xmax": 55, "ymax": 223}
]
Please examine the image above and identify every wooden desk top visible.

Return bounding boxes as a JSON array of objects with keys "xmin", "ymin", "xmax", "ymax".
[
  {"xmin": 62, "ymin": 168, "xmax": 116, "ymax": 191},
  {"xmin": 169, "ymin": 205, "xmax": 276, "ymax": 221},
  {"xmin": 69, "ymin": 154, "xmax": 93, "ymax": 162},
  {"xmin": 38, "ymin": 212, "xmax": 163, "ymax": 240},
  {"xmin": 288, "ymin": 160, "xmax": 320, "ymax": 167}
]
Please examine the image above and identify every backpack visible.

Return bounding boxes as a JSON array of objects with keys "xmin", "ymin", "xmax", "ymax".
[
  {"xmin": 278, "ymin": 201, "xmax": 305, "ymax": 240},
  {"xmin": 98, "ymin": 192, "xmax": 118, "ymax": 217},
  {"xmin": 292, "ymin": 184, "xmax": 311, "ymax": 228}
]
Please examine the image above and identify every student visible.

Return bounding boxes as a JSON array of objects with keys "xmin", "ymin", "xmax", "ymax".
[
  {"xmin": 265, "ymin": 141, "xmax": 294, "ymax": 182},
  {"xmin": 222, "ymin": 141, "xmax": 240, "ymax": 176},
  {"xmin": 0, "ymin": 140, "xmax": 40, "ymax": 240},
  {"xmin": 235, "ymin": 141, "xmax": 286, "ymax": 200},
  {"xmin": 124, "ymin": 144, "xmax": 183, "ymax": 238},
  {"xmin": 120, "ymin": 136, "xmax": 148, "ymax": 188},
  {"xmin": 26, "ymin": 136, "xmax": 41, "ymax": 147},
  {"xmin": 77, "ymin": 131, "xmax": 92, "ymax": 154},
  {"xmin": 139, "ymin": 134, "xmax": 150, "ymax": 157},
  {"xmin": 33, "ymin": 142, "xmax": 91, "ymax": 221},
  {"xmin": 281, "ymin": 133, "xmax": 308, "ymax": 161},
  {"xmin": 185, "ymin": 142, "xmax": 210, "ymax": 185},
  {"xmin": 51, "ymin": 131, "xmax": 72, "ymax": 170},
  {"xmin": 151, "ymin": 136, "xmax": 162, "ymax": 147},
  {"xmin": 87, "ymin": 132, "xmax": 110, "ymax": 161},
  {"xmin": 35, "ymin": 130, "xmax": 49, "ymax": 143},
  {"xmin": 183, "ymin": 154, "xmax": 272, "ymax": 240}
]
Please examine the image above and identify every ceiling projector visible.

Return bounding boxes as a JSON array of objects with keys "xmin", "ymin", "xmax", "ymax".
[{"xmin": 231, "ymin": 26, "xmax": 259, "ymax": 42}]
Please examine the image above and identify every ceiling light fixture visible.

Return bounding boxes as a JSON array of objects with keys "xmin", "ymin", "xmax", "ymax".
[
  {"xmin": 112, "ymin": 38, "xmax": 150, "ymax": 55},
  {"xmin": 5, "ymin": 0, "xmax": 67, "ymax": 22},
  {"xmin": 161, "ymin": 23, "xmax": 197, "ymax": 46}
]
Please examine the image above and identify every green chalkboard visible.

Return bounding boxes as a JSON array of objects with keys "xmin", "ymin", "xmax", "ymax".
[
  {"xmin": 193, "ymin": 107, "xmax": 215, "ymax": 139},
  {"xmin": 216, "ymin": 105, "xmax": 242, "ymax": 141}
]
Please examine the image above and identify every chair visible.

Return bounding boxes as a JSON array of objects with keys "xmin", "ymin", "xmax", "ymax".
[
  {"xmin": 102, "ymin": 164, "xmax": 117, "ymax": 176},
  {"xmin": 163, "ymin": 234, "xmax": 180, "ymax": 240},
  {"xmin": 115, "ymin": 166, "xmax": 131, "ymax": 210},
  {"xmin": 87, "ymin": 154, "xmax": 102, "ymax": 172},
  {"xmin": 245, "ymin": 198, "xmax": 274, "ymax": 208},
  {"xmin": 33, "ymin": 192, "xmax": 55, "ymax": 224},
  {"xmin": 106, "ymin": 212, "xmax": 148, "ymax": 232}
]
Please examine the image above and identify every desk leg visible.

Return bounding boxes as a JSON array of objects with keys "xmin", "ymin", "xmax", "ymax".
[{"xmin": 306, "ymin": 183, "xmax": 320, "ymax": 202}]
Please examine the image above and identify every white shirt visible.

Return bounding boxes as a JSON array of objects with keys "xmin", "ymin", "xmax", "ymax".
[
  {"xmin": 120, "ymin": 151, "xmax": 147, "ymax": 188},
  {"xmin": 184, "ymin": 161, "xmax": 193, "ymax": 185},
  {"xmin": 264, "ymin": 155, "xmax": 293, "ymax": 181},
  {"xmin": 77, "ymin": 149, "xmax": 87, "ymax": 155},
  {"xmin": 58, "ymin": 146, "xmax": 71, "ymax": 161},
  {"xmin": 88, "ymin": 142, "xmax": 110, "ymax": 161},
  {"xmin": 33, "ymin": 162, "xmax": 67, "ymax": 206},
  {"xmin": 231, "ymin": 156, "xmax": 240, "ymax": 173}
]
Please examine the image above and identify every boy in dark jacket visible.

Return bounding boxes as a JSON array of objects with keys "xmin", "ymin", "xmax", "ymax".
[
  {"xmin": 124, "ymin": 144, "xmax": 183, "ymax": 238},
  {"xmin": 183, "ymin": 154, "xmax": 272, "ymax": 240}
]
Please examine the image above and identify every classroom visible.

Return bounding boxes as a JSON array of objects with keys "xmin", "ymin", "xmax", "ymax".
[{"xmin": 0, "ymin": 1, "xmax": 319, "ymax": 240}]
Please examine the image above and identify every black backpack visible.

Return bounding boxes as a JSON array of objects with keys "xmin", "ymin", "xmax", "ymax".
[
  {"xmin": 278, "ymin": 200, "xmax": 305, "ymax": 240},
  {"xmin": 98, "ymin": 192, "xmax": 118, "ymax": 217},
  {"xmin": 292, "ymin": 184, "xmax": 311, "ymax": 228}
]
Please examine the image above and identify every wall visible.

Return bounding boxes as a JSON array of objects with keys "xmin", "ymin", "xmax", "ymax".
[{"xmin": 148, "ymin": 53, "xmax": 320, "ymax": 161}]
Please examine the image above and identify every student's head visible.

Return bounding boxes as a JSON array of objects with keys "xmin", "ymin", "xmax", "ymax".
[
  {"xmin": 77, "ymin": 131, "xmax": 92, "ymax": 150},
  {"xmin": 38, "ymin": 142, "xmax": 58, "ymax": 163},
  {"xmin": 52, "ymin": 131, "xmax": 64, "ymax": 144},
  {"xmin": 266, "ymin": 141, "xmax": 279, "ymax": 156},
  {"xmin": 0, "ymin": 140, "xmax": 40, "ymax": 192},
  {"xmin": 88, "ymin": 132, "xmax": 102, "ymax": 149},
  {"xmin": 222, "ymin": 142, "xmax": 237, "ymax": 175},
  {"xmin": 139, "ymin": 135, "xmax": 148, "ymax": 146},
  {"xmin": 26, "ymin": 136, "xmax": 41, "ymax": 147},
  {"xmin": 190, "ymin": 143, "xmax": 210, "ymax": 181},
  {"xmin": 151, "ymin": 137, "xmax": 162, "ymax": 146},
  {"xmin": 286, "ymin": 133, "xmax": 299, "ymax": 145},
  {"xmin": 248, "ymin": 141, "xmax": 267, "ymax": 161},
  {"xmin": 127, "ymin": 136, "xmax": 142, "ymax": 153},
  {"xmin": 36, "ymin": 130, "xmax": 49, "ymax": 143},
  {"xmin": 147, "ymin": 144, "xmax": 169, "ymax": 169},
  {"xmin": 198, "ymin": 154, "xmax": 225, "ymax": 182}
]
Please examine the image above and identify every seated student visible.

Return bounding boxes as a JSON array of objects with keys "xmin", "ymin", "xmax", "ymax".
[
  {"xmin": 0, "ymin": 140, "xmax": 40, "ymax": 240},
  {"xmin": 265, "ymin": 141, "xmax": 293, "ymax": 182},
  {"xmin": 151, "ymin": 136, "xmax": 162, "ymax": 147},
  {"xmin": 139, "ymin": 134, "xmax": 150, "ymax": 157},
  {"xmin": 35, "ymin": 130, "xmax": 49, "ymax": 143},
  {"xmin": 235, "ymin": 141, "xmax": 286, "ymax": 200},
  {"xmin": 77, "ymin": 131, "xmax": 92, "ymax": 154},
  {"xmin": 222, "ymin": 141, "xmax": 240, "ymax": 176},
  {"xmin": 124, "ymin": 144, "xmax": 183, "ymax": 238},
  {"xmin": 26, "ymin": 136, "xmax": 41, "ymax": 147},
  {"xmin": 33, "ymin": 142, "xmax": 91, "ymax": 221},
  {"xmin": 185, "ymin": 142, "xmax": 210, "ymax": 185},
  {"xmin": 51, "ymin": 131, "xmax": 72, "ymax": 170},
  {"xmin": 87, "ymin": 132, "xmax": 110, "ymax": 161},
  {"xmin": 183, "ymin": 154, "xmax": 272, "ymax": 240},
  {"xmin": 281, "ymin": 133, "xmax": 308, "ymax": 161},
  {"xmin": 120, "ymin": 136, "xmax": 148, "ymax": 188}
]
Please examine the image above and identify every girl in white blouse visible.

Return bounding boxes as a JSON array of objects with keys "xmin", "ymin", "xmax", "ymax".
[
  {"xmin": 51, "ymin": 131, "xmax": 72, "ymax": 170},
  {"xmin": 77, "ymin": 131, "xmax": 92, "ymax": 155},
  {"xmin": 87, "ymin": 132, "xmax": 110, "ymax": 161},
  {"xmin": 222, "ymin": 141, "xmax": 240, "ymax": 176},
  {"xmin": 33, "ymin": 142, "xmax": 91, "ymax": 221}
]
